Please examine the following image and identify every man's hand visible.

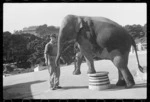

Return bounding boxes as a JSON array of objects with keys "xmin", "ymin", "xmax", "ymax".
[
  {"xmin": 45, "ymin": 60, "xmax": 48, "ymax": 65},
  {"xmin": 60, "ymin": 56, "xmax": 64, "ymax": 61}
]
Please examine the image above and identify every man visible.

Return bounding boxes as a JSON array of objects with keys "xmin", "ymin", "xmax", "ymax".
[{"xmin": 44, "ymin": 34, "xmax": 61, "ymax": 90}]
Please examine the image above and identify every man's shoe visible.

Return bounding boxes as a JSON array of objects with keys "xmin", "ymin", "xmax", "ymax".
[
  {"xmin": 56, "ymin": 86, "xmax": 62, "ymax": 89},
  {"xmin": 51, "ymin": 88, "xmax": 56, "ymax": 90},
  {"xmin": 50, "ymin": 87, "xmax": 57, "ymax": 90}
]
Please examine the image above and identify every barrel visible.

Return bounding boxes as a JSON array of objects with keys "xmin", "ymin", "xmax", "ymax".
[{"xmin": 88, "ymin": 71, "xmax": 110, "ymax": 90}]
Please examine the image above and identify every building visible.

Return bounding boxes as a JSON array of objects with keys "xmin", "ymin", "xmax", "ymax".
[
  {"xmin": 22, "ymin": 26, "xmax": 38, "ymax": 36},
  {"xmin": 137, "ymin": 43, "xmax": 142, "ymax": 51},
  {"xmin": 142, "ymin": 43, "xmax": 147, "ymax": 50},
  {"xmin": 130, "ymin": 42, "xmax": 147, "ymax": 53}
]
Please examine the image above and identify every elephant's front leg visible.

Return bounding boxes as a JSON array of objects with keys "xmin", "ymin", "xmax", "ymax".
[
  {"xmin": 85, "ymin": 56, "xmax": 96, "ymax": 74},
  {"xmin": 80, "ymin": 47, "xmax": 96, "ymax": 74}
]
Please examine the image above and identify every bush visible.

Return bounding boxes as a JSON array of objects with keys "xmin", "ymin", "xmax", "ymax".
[{"xmin": 16, "ymin": 62, "xmax": 31, "ymax": 69}]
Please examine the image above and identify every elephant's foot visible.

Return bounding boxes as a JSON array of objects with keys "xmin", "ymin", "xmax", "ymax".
[
  {"xmin": 73, "ymin": 70, "xmax": 81, "ymax": 75},
  {"xmin": 125, "ymin": 81, "xmax": 135, "ymax": 88},
  {"xmin": 116, "ymin": 80, "xmax": 126, "ymax": 86},
  {"xmin": 87, "ymin": 69, "xmax": 96, "ymax": 74},
  {"xmin": 116, "ymin": 78, "xmax": 135, "ymax": 88},
  {"xmin": 125, "ymin": 79, "xmax": 135, "ymax": 88}
]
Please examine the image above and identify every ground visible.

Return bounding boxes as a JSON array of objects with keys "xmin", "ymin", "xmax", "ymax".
[{"xmin": 3, "ymin": 51, "xmax": 147, "ymax": 99}]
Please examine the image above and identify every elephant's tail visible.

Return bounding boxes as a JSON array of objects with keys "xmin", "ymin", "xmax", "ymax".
[{"xmin": 131, "ymin": 36, "xmax": 144, "ymax": 73}]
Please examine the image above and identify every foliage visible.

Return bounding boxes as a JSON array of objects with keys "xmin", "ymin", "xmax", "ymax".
[
  {"xmin": 61, "ymin": 41, "xmax": 76, "ymax": 65},
  {"xmin": 35, "ymin": 24, "xmax": 59, "ymax": 37},
  {"xmin": 13, "ymin": 30, "xmax": 24, "ymax": 34},
  {"xmin": 3, "ymin": 32, "xmax": 12, "ymax": 62},
  {"xmin": 124, "ymin": 24, "xmax": 145, "ymax": 41},
  {"xmin": 27, "ymin": 35, "xmax": 49, "ymax": 66},
  {"xmin": 143, "ymin": 24, "xmax": 147, "ymax": 37},
  {"xmin": 3, "ymin": 32, "xmax": 41, "ymax": 68}
]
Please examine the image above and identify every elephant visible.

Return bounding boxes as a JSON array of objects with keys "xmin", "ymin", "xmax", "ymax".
[{"xmin": 55, "ymin": 15, "xmax": 144, "ymax": 88}]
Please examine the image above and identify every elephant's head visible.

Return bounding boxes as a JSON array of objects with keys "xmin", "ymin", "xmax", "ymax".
[{"xmin": 55, "ymin": 15, "xmax": 91, "ymax": 66}]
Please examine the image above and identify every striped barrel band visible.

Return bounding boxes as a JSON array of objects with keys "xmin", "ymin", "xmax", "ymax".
[
  {"xmin": 89, "ymin": 76, "xmax": 108, "ymax": 79},
  {"xmin": 88, "ymin": 75, "xmax": 108, "ymax": 78},
  {"xmin": 89, "ymin": 78, "xmax": 109, "ymax": 82},
  {"xmin": 88, "ymin": 72, "xmax": 109, "ymax": 77},
  {"xmin": 89, "ymin": 82, "xmax": 110, "ymax": 86},
  {"xmin": 89, "ymin": 80, "xmax": 109, "ymax": 83}
]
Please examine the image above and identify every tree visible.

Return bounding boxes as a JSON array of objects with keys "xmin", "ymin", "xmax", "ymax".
[
  {"xmin": 61, "ymin": 41, "xmax": 76, "ymax": 65},
  {"xmin": 3, "ymin": 32, "xmax": 41, "ymax": 68},
  {"xmin": 3, "ymin": 31, "xmax": 12, "ymax": 63},
  {"xmin": 140, "ymin": 24, "xmax": 147, "ymax": 43},
  {"xmin": 124, "ymin": 24, "xmax": 144, "ymax": 39},
  {"xmin": 143, "ymin": 24, "xmax": 147, "ymax": 37},
  {"xmin": 13, "ymin": 30, "xmax": 23, "ymax": 34},
  {"xmin": 35, "ymin": 24, "xmax": 59, "ymax": 37},
  {"xmin": 27, "ymin": 35, "xmax": 49, "ymax": 66},
  {"xmin": 35, "ymin": 24, "xmax": 49, "ymax": 37}
]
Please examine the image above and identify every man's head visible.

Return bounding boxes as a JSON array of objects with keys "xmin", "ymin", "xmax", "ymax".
[{"xmin": 50, "ymin": 34, "xmax": 57, "ymax": 42}]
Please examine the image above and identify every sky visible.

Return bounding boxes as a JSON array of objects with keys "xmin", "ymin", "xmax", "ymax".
[{"xmin": 3, "ymin": 3, "xmax": 147, "ymax": 33}]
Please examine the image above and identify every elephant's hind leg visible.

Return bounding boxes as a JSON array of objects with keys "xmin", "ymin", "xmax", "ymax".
[
  {"xmin": 116, "ymin": 70, "xmax": 126, "ymax": 86},
  {"xmin": 120, "ymin": 65, "xmax": 135, "ymax": 88},
  {"xmin": 111, "ymin": 50, "xmax": 135, "ymax": 88}
]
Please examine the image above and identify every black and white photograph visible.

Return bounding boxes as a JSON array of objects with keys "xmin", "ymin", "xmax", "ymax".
[{"xmin": 3, "ymin": 3, "xmax": 147, "ymax": 99}]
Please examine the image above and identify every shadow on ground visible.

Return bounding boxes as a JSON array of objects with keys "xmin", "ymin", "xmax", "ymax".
[
  {"xmin": 59, "ymin": 83, "xmax": 146, "ymax": 91},
  {"xmin": 3, "ymin": 80, "xmax": 46, "ymax": 99},
  {"xmin": 104, "ymin": 83, "xmax": 147, "ymax": 91},
  {"xmin": 60, "ymin": 86, "xmax": 88, "ymax": 90}
]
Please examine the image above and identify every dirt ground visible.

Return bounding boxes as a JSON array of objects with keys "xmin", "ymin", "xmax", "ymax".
[{"xmin": 3, "ymin": 52, "xmax": 147, "ymax": 99}]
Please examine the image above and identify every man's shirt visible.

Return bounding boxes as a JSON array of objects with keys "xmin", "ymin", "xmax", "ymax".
[{"xmin": 44, "ymin": 41, "xmax": 57, "ymax": 56}]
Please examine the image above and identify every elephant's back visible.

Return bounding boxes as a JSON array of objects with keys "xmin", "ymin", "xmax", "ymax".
[
  {"xmin": 92, "ymin": 17, "xmax": 119, "ymax": 25},
  {"xmin": 96, "ymin": 25, "xmax": 131, "ymax": 53},
  {"xmin": 81, "ymin": 16, "xmax": 121, "ymax": 27},
  {"xmin": 86, "ymin": 16, "xmax": 131, "ymax": 53}
]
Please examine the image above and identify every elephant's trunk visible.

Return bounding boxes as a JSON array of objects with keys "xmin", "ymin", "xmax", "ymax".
[
  {"xmin": 55, "ymin": 53, "xmax": 61, "ymax": 67},
  {"xmin": 55, "ymin": 39, "xmax": 64, "ymax": 67},
  {"xmin": 55, "ymin": 15, "xmax": 78, "ymax": 66}
]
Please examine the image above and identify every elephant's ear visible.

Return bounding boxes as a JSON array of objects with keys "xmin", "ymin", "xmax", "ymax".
[{"xmin": 75, "ymin": 17, "xmax": 83, "ymax": 33}]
